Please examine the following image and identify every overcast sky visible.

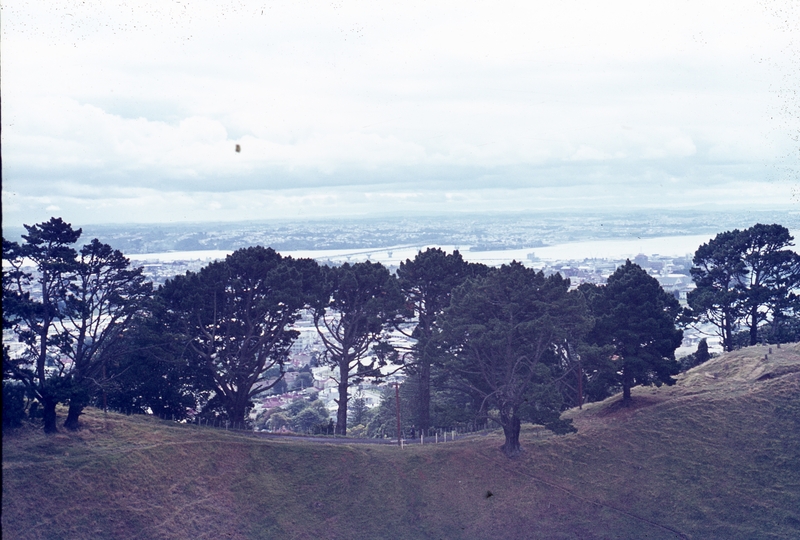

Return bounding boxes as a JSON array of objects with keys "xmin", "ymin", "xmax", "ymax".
[{"xmin": 1, "ymin": 0, "xmax": 798, "ymax": 227}]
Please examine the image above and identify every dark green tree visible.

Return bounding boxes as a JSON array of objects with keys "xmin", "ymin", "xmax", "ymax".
[
  {"xmin": 312, "ymin": 261, "xmax": 406, "ymax": 435},
  {"xmin": 688, "ymin": 224, "xmax": 800, "ymax": 350},
  {"xmin": 348, "ymin": 394, "xmax": 370, "ymax": 426},
  {"xmin": 159, "ymin": 247, "xmax": 316, "ymax": 425},
  {"xmin": 696, "ymin": 338, "xmax": 711, "ymax": 365},
  {"xmin": 438, "ymin": 263, "xmax": 588, "ymax": 458},
  {"xmin": 396, "ymin": 248, "xmax": 487, "ymax": 431},
  {"xmin": 4, "ymin": 222, "xmax": 153, "ymax": 431},
  {"xmin": 679, "ymin": 338, "xmax": 712, "ymax": 372},
  {"xmin": 291, "ymin": 405, "xmax": 328, "ymax": 433},
  {"xmin": 3, "ymin": 219, "xmax": 81, "ymax": 432},
  {"xmin": 367, "ymin": 381, "xmax": 417, "ymax": 438},
  {"xmin": 291, "ymin": 372, "xmax": 314, "ymax": 391},
  {"xmin": 269, "ymin": 378, "xmax": 289, "ymax": 395},
  {"xmin": 688, "ymin": 231, "xmax": 746, "ymax": 352},
  {"xmin": 582, "ymin": 261, "xmax": 683, "ymax": 406},
  {"xmin": 58, "ymin": 240, "xmax": 152, "ymax": 429},
  {"xmin": 103, "ymin": 308, "xmax": 206, "ymax": 419},
  {"xmin": 2, "ymin": 379, "xmax": 28, "ymax": 429},
  {"xmin": 738, "ymin": 224, "xmax": 800, "ymax": 346},
  {"xmin": 261, "ymin": 396, "xmax": 329, "ymax": 433}
]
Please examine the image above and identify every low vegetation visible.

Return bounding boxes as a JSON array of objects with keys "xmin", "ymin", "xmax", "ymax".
[{"xmin": 4, "ymin": 344, "xmax": 799, "ymax": 539}]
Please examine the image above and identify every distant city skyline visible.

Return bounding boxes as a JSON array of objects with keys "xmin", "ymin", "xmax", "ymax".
[
  {"xmin": 2, "ymin": 1, "xmax": 798, "ymax": 227},
  {"xmin": 5, "ymin": 209, "xmax": 797, "ymax": 257}
]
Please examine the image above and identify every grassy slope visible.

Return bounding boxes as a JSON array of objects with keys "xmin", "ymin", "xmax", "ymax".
[{"xmin": 3, "ymin": 344, "xmax": 800, "ymax": 540}]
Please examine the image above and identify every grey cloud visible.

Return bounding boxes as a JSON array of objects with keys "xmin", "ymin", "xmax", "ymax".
[
  {"xmin": 2, "ymin": 0, "xmax": 796, "ymax": 227},
  {"xmin": 1, "ymin": 156, "xmax": 771, "ymax": 197}
]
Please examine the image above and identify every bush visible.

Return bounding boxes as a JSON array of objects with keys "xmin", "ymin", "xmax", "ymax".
[
  {"xmin": 680, "ymin": 338, "xmax": 712, "ymax": 372},
  {"xmin": 348, "ymin": 424, "xmax": 368, "ymax": 437},
  {"xmin": 291, "ymin": 407, "xmax": 326, "ymax": 433},
  {"xmin": 262, "ymin": 398, "xmax": 330, "ymax": 433},
  {"xmin": 268, "ymin": 412, "xmax": 291, "ymax": 431},
  {"xmin": 3, "ymin": 381, "xmax": 28, "ymax": 429}
]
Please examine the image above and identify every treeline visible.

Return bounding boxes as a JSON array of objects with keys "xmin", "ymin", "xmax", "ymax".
[{"xmin": 3, "ymin": 219, "xmax": 799, "ymax": 457}]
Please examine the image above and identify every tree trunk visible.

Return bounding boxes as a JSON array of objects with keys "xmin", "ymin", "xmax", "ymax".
[
  {"xmin": 336, "ymin": 364, "xmax": 349, "ymax": 435},
  {"xmin": 42, "ymin": 397, "xmax": 58, "ymax": 434},
  {"xmin": 228, "ymin": 406, "xmax": 246, "ymax": 427},
  {"xmin": 622, "ymin": 367, "xmax": 633, "ymax": 406},
  {"xmin": 64, "ymin": 401, "xmax": 83, "ymax": 431},
  {"xmin": 500, "ymin": 414, "xmax": 521, "ymax": 458},
  {"xmin": 723, "ymin": 311, "xmax": 734, "ymax": 352},
  {"xmin": 749, "ymin": 305, "xmax": 759, "ymax": 346},
  {"xmin": 227, "ymin": 391, "xmax": 249, "ymax": 427},
  {"xmin": 417, "ymin": 359, "xmax": 431, "ymax": 432}
]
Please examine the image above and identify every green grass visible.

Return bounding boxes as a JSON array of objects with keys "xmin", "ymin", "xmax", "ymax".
[{"xmin": 4, "ymin": 344, "xmax": 800, "ymax": 539}]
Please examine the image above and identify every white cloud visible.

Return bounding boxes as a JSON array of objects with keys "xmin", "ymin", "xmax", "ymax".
[
  {"xmin": 1, "ymin": 0, "xmax": 797, "ymax": 225},
  {"xmin": 570, "ymin": 146, "xmax": 611, "ymax": 162}
]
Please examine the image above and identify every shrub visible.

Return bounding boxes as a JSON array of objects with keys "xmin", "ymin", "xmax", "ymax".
[{"xmin": 3, "ymin": 381, "xmax": 27, "ymax": 429}]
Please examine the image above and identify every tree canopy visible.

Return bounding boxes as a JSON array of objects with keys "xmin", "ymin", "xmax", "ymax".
[
  {"xmin": 581, "ymin": 261, "xmax": 683, "ymax": 405},
  {"xmin": 396, "ymin": 248, "xmax": 487, "ymax": 431},
  {"xmin": 158, "ymin": 246, "xmax": 316, "ymax": 424},
  {"xmin": 689, "ymin": 224, "xmax": 800, "ymax": 351},
  {"xmin": 438, "ymin": 262, "xmax": 588, "ymax": 457},
  {"xmin": 7, "ymin": 215, "xmax": 799, "ymax": 462},
  {"xmin": 312, "ymin": 261, "xmax": 406, "ymax": 435},
  {"xmin": 3, "ymin": 218, "xmax": 151, "ymax": 431}
]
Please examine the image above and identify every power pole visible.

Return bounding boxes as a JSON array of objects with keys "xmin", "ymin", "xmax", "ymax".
[
  {"xmin": 395, "ymin": 382, "xmax": 402, "ymax": 447},
  {"xmin": 102, "ymin": 361, "xmax": 108, "ymax": 412}
]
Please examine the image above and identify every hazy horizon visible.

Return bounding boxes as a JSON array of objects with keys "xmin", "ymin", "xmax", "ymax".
[{"xmin": 4, "ymin": 208, "xmax": 798, "ymax": 257}]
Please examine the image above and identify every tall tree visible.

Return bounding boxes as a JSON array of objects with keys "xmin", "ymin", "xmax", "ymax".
[
  {"xmin": 3, "ymin": 220, "xmax": 152, "ymax": 431},
  {"xmin": 3, "ymin": 219, "xmax": 82, "ymax": 433},
  {"xmin": 738, "ymin": 224, "xmax": 800, "ymax": 346},
  {"xmin": 689, "ymin": 224, "xmax": 800, "ymax": 350},
  {"xmin": 582, "ymin": 261, "xmax": 683, "ymax": 405},
  {"xmin": 396, "ymin": 248, "xmax": 486, "ymax": 431},
  {"xmin": 59, "ymin": 240, "xmax": 152, "ymax": 429},
  {"xmin": 92, "ymin": 298, "xmax": 204, "ymax": 419},
  {"xmin": 159, "ymin": 247, "xmax": 315, "ymax": 425},
  {"xmin": 687, "ymin": 231, "xmax": 746, "ymax": 352},
  {"xmin": 438, "ymin": 263, "xmax": 588, "ymax": 458},
  {"xmin": 312, "ymin": 261, "xmax": 406, "ymax": 435}
]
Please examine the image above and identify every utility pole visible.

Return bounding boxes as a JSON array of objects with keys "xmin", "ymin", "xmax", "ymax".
[
  {"xmin": 395, "ymin": 382, "xmax": 402, "ymax": 447},
  {"xmin": 102, "ymin": 361, "xmax": 108, "ymax": 413}
]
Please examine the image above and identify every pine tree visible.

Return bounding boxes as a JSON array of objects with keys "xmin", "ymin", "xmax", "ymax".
[
  {"xmin": 689, "ymin": 224, "xmax": 800, "ymax": 350},
  {"xmin": 312, "ymin": 261, "xmax": 406, "ymax": 435},
  {"xmin": 583, "ymin": 261, "xmax": 683, "ymax": 405},
  {"xmin": 438, "ymin": 263, "xmax": 588, "ymax": 457},
  {"xmin": 396, "ymin": 248, "xmax": 487, "ymax": 431}
]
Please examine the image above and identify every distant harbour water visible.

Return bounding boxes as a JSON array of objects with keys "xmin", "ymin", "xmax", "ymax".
[
  {"xmin": 127, "ymin": 250, "xmax": 235, "ymax": 264},
  {"xmin": 124, "ymin": 233, "xmax": 738, "ymax": 267}
]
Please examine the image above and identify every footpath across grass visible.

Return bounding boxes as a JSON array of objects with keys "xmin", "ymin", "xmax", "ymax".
[{"xmin": 3, "ymin": 344, "xmax": 800, "ymax": 539}]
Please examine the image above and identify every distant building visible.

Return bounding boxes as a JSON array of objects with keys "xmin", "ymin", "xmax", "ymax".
[{"xmin": 656, "ymin": 274, "xmax": 696, "ymax": 304}]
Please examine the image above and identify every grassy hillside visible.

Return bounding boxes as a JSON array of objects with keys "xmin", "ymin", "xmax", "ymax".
[{"xmin": 4, "ymin": 344, "xmax": 800, "ymax": 540}]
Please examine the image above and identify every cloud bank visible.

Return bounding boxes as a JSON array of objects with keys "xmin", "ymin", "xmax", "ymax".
[{"xmin": 1, "ymin": 0, "xmax": 798, "ymax": 225}]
